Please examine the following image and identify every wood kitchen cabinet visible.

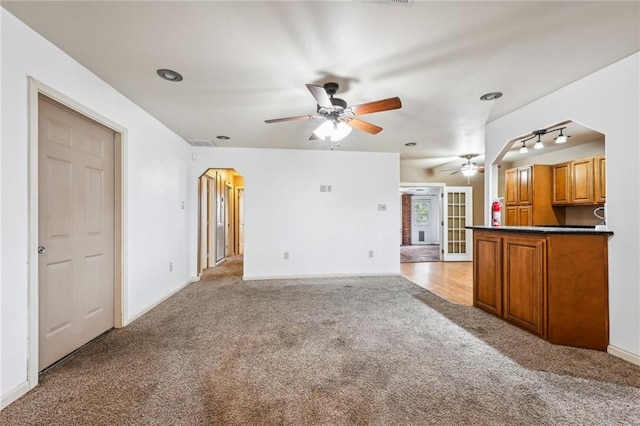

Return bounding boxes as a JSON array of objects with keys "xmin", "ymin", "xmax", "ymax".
[
  {"xmin": 505, "ymin": 206, "xmax": 532, "ymax": 227},
  {"xmin": 504, "ymin": 165, "xmax": 563, "ymax": 226},
  {"xmin": 471, "ymin": 227, "xmax": 610, "ymax": 351},
  {"xmin": 570, "ymin": 157, "xmax": 594, "ymax": 204},
  {"xmin": 473, "ymin": 233, "xmax": 502, "ymax": 316},
  {"xmin": 594, "ymin": 155, "xmax": 606, "ymax": 203},
  {"xmin": 552, "ymin": 162, "xmax": 570, "ymax": 204},
  {"xmin": 503, "ymin": 236, "xmax": 546, "ymax": 337},
  {"xmin": 504, "ymin": 169, "xmax": 517, "ymax": 205},
  {"xmin": 552, "ymin": 156, "xmax": 604, "ymax": 206}
]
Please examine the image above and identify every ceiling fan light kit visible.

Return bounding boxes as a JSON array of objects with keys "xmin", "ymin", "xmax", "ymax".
[
  {"xmin": 518, "ymin": 126, "xmax": 570, "ymax": 153},
  {"xmin": 313, "ymin": 120, "xmax": 352, "ymax": 142},
  {"xmin": 265, "ymin": 82, "xmax": 402, "ymax": 144}
]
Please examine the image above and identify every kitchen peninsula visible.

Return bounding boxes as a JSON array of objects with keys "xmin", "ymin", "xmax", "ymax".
[{"xmin": 468, "ymin": 225, "xmax": 613, "ymax": 351}]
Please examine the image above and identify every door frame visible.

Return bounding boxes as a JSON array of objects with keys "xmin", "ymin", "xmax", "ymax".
[
  {"xmin": 27, "ymin": 77, "xmax": 126, "ymax": 390},
  {"xmin": 400, "ymin": 182, "xmax": 445, "ymax": 260}
]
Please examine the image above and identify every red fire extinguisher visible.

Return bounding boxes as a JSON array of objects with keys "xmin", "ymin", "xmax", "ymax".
[{"xmin": 492, "ymin": 199, "xmax": 502, "ymax": 227}]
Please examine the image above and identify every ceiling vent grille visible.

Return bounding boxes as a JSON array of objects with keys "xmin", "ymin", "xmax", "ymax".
[{"xmin": 186, "ymin": 139, "xmax": 217, "ymax": 147}]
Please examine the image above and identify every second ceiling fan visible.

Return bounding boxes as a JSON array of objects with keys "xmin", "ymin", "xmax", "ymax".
[{"xmin": 265, "ymin": 82, "xmax": 402, "ymax": 141}]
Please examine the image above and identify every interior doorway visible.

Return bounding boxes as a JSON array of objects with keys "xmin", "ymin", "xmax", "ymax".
[
  {"xmin": 197, "ymin": 168, "xmax": 244, "ymax": 276},
  {"xmin": 400, "ymin": 184, "xmax": 474, "ymax": 263},
  {"xmin": 400, "ymin": 186, "xmax": 442, "ymax": 262}
]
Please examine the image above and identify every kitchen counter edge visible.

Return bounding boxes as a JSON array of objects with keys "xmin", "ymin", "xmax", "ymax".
[{"xmin": 466, "ymin": 226, "xmax": 613, "ymax": 235}]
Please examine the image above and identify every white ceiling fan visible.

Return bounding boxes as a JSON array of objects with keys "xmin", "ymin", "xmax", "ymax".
[{"xmin": 440, "ymin": 154, "xmax": 484, "ymax": 177}]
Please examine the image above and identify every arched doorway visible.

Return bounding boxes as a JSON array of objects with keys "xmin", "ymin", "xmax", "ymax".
[{"xmin": 197, "ymin": 168, "xmax": 244, "ymax": 276}]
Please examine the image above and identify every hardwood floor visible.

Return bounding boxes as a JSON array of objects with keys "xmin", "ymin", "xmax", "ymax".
[{"xmin": 401, "ymin": 261, "xmax": 473, "ymax": 306}]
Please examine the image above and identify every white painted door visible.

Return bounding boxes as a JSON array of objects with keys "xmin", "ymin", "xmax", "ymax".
[
  {"xmin": 225, "ymin": 183, "xmax": 232, "ymax": 257},
  {"xmin": 207, "ymin": 178, "xmax": 216, "ymax": 268},
  {"xmin": 38, "ymin": 97, "xmax": 115, "ymax": 370},
  {"xmin": 198, "ymin": 175, "xmax": 216, "ymax": 273},
  {"xmin": 198, "ymin": 176, "xmax": 208, "ymax": 274},
  {"xmin": 215, "ymin": 172, "xmax": 225, "ymax": 262},
  {"xmin": 442, "ymin": 186, "xmax": 473, "ymax": 261}
]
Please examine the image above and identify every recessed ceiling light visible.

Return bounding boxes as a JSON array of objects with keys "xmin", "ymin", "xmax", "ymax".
[
  {"xmin": 216, "ymin": 135, "xmax": 230, "ymax": 140},
  {"xmin": 156, "ymin": 69, "xmax": 183, "ymax": 82},
  {"xmin": 405, "ymin": 142, "xmax": 417, "ymax": 146},
  {"xmin": 480, "ymin": 92, "xmax": 503, "ymax": 101}
]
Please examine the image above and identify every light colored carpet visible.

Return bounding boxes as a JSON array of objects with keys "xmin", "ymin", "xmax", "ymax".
[{"xmin": 2, "ymin": 257, "xmax": 639, "ymax": 425}]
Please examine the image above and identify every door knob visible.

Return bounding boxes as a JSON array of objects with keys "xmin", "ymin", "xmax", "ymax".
[{"xmin": 38, "ymin": 246, "xmax": 46, "ymax": 254}]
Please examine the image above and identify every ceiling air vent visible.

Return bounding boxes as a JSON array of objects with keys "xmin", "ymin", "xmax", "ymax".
[{"xmin": 186, "ymin": 139, "xmax": 217, "ymax": 147}]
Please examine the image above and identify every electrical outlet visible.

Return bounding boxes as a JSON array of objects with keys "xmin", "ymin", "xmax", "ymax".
[
  {"xmin": 369, "ymin": 251, "xmax": 374, "ymax": 258},
  {"xmin": 284, "ymin": 252, "xmax": 289, "ymax": 260},
  {"xmin": 169, "ymin": 262, "xmax": 173, "ymax": 272}
]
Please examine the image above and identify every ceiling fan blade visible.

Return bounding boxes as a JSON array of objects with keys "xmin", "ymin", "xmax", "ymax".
[
  {"xmin": 306, "ymin": 84, "xmax": 333, "ymax": 109},
  {"xmin": 349, "ymin": 97, "xmax": 402, "ymax": 116},
  {"xmin": 265, "ymin": 114, "xmax": 315, "ymax": 124},
  {"xmin": 348, "ymin": 118, "xmax": 383, "ymax": 135}
]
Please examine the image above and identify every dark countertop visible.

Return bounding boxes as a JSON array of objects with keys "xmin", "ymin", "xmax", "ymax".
[{"xmin": 466, "ymin": 225, "xmax": 614, "ymax": 236}]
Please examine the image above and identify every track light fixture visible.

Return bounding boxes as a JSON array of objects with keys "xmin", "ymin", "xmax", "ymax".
[
  {"xmin": 519, "ymin": 140, "xmax": 528, "ymax": 154},
  {"xmin": 517, "ymin": 126, "xmax": 570, "ymax": 153}
]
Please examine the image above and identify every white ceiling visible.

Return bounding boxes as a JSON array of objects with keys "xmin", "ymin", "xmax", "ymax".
[{"xmin": 3, "ymin": 1, "xmax": 638, "ymax": 167}]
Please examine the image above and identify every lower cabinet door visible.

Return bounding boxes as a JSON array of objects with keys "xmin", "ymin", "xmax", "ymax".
[
  {"xmin": 505, "ymin": 206, "xmax": 518, "ymax": 226},
  {"xmin": 473, "ymin": 233, "xmax": 502, "ymax": 316},
  {"xmin": 502, "ymin": 236, "xmax": 546, "ymax": 337}
]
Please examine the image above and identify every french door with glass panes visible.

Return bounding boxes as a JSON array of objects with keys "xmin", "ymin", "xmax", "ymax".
[{"xmin": 442, "ymin": 186, "xmax": 473, "ymax": 261}]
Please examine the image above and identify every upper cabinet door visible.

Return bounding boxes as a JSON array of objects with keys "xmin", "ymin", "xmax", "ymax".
[
  {"xmin": 552, "ymin": 163, "xmax": 571, "ymax": 205},
  {"xmin": 505, "ymin": 169, "xmax": 518, "ymax": 206},
  {"xmin": 517, "ymin": 166, "xmax": 532, "ymax": 205},
  {"xmin": 570, "ymin": 158, "xmax": 594, "ymax": 204},
  {"xmin": 594, "ymin": 155, "xmax": 606, "ymax": 204}
]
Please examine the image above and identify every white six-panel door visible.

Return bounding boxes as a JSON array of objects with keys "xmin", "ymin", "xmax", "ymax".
[{"xmin": 38, "ymin": 97, "xmax": 115, "ymax": 370}]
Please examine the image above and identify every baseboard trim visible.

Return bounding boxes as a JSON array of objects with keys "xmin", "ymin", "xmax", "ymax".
[
  {"xmin": 124, "ymin": 277, "xmax": 199, "ymax": 325},
  {"xmin": 1, "ymin": 381, "xmax": 30, "ymax": 410},
  {"xmin": 243, "ymin": 272, "xmax": 401, "ymax": 281},
  {"xmin": 608, "ymin": 345, "xmax": 640, "ymax": 366}
]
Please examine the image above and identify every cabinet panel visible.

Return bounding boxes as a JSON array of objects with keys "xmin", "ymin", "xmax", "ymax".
[
  {"xmin": 503, "ymin": 236, "xmax": 546, "ymax": 337},
  {"xmin": 570, "ymin": 158, "xmax": 594, "ymax": 204},
  {"xmin": 505, "ymin": 169, "xmax": 517, "ymax": 206},
  {"xmin": 517, "ymin": 166, "xmax": 532, "ymax": 205},
  {"xmin": 473, "ymin": 234, "xmax": 502, "ymax": 316},
  {"xmin": 505, "ymin": 206, "xmax": 517, "ymax": 226},
  {"xmin": 594, "ymin": 155, "xmax": 606, "ymax": 204},
  {"xmin": 518, "ymin": 206, "xmax": 532, "ymax": 226},
  {"xmin": 552, "ymin": 163, "xmax": 570, "ymax": 205}
]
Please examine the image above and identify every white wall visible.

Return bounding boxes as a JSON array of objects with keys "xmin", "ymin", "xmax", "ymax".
[
  {"xmin": 1, "ymin": 10, "xmax": 193, "ymax": 401},
  {"xmin": 190, "ymin": 148, "xmax": 400, "ymax": 279},
  {"xmin": 485, "ymin": 53, "xmax": 640, "ymax": 361}
]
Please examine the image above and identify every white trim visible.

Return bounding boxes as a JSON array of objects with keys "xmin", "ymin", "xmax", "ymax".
[
  {"xmin": 26, "ymin": 77, "xmax": 128, "ymax": 391},
  {"xmin": 124, "ymin": 278, "xmax": 200, "ymax": 325},
  {"xmin": 608, "ymin": 345, "xmax": 640, "ymax": 366},
  {"xmin": 243, "ymin": 273, "xmax": 401, "ymax": 281},
  {"xmin": 0, "ymin": 381, "xmax": 30, "ymax": 410}
]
